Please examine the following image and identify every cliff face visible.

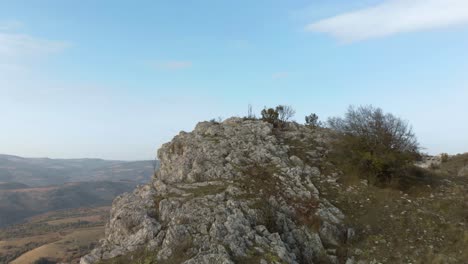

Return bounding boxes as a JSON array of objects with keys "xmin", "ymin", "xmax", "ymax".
[{"xmin": 81, "ymin": 118, "xmax": 350, "ymax": 264}]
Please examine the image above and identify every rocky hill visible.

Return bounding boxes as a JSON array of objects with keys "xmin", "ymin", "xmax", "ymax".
[
  {"xmin": 81, "ymin": 118, "xmax": 352, "ymax": 264},
  {"xmin": 81, "ymin": 118, "xmax": 468, "ymax": 264}
]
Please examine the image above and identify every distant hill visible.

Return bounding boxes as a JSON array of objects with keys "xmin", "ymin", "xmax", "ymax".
[
  {"xmin": 0, "ymin": 154, "xmax": 157, "ymax": 187},
  {"xmin": 0, "ymin": 181, "xmax": 136, "ymax": 228},
  {"xmin": 0, "ymin": 182, "xmax": 30, "ymax": 190}
]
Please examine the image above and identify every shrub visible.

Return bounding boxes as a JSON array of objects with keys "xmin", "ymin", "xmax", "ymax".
[
  {"xmin": 261, "ymin": 107, "xmax": 280, "ymax": 127},
  {"xmin": 305, "ymin": 113, "xmax": 319, "ymax": 127},
  {"xmin": 261, "ymin": 105, "xmax": 295, "ymax": 127},
  {"xmin": 440, "ymin": 153, "xmax": 449, "ymax": 163},
  {"xmin": 328, "ymin": 105, "xmax": 420, "ymax": 185}
]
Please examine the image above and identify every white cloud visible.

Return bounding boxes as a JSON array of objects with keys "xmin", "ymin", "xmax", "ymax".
[
  {"xmin": 151, "ymin": 60, "xmax": 193, "ymax": 70},
  {"xmin": 272, "ymin": 72, "xmax": 289, "ymax": 79},
  {"xmin": 306, "ymin": 0, "xmax": 468, "ymax": 42},
  {"xmin": 0, "ymin": 23, "xmax": 68, "ymax": 75}
]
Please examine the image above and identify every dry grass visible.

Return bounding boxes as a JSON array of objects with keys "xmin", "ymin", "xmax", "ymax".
[
  {"xmin": 11, "ymin": 227, "xmax": 103, "ymax": 264},
  {"xmin": 0, "ymin": 207, "xmax": 108, "ymax": 263},
  {"xmin": 435, "ymin": 153, "xmax": 468, "ymax": 177},
  {"xmin": 316, "ymin": 171, "xmax": 468, "ymax": 263}
]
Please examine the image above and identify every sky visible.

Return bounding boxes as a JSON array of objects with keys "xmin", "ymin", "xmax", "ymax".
[{"xmin": 1, "ymin": 0, "xmax": 467, "ymax": 160}]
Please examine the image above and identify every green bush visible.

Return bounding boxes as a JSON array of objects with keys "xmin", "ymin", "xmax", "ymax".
[
  {"xmin": 328, "ymin": 105, "xmax": 420, "ymax": 185},
  {"xmin": 261, "ymin": 107, "xmax": 280, "ymax": 127},
  {"xmin": 261, "ymin": 105, "xmax": 295, "ymax": 128},
  {"xmin": 305, "ymin": 113, "xmax": 319, "ymax": 127}
]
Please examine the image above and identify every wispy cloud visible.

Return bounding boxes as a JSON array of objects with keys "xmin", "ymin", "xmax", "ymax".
[
  {"xmin": 272, "ymin": 72, "xmax": 289, "ymax": 79},
  {"xmin": 306, "ymin": 0, "xmax": 468, "ymax": 42},
  {"xmin": 0, "ymin": 22, "xmax": 69, "ymax": 86},
  {"xmin": 151, "ymin": 60, "xmax": 193, "ymax": 70},
  {"xmin": 0, "ymin": 21, "xmax": 68, "ymax": 73}
]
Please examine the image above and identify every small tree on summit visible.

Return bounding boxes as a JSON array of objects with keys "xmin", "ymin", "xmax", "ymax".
[
  {"xmin": 261, "ymin": 107, "xmax": 279, "ymax": 126},
  {"xmin": 261, "ymin": 105, "xmax": 296, "ymax": 128},
  {"xmin": 305, "ymin": 113, "xmax": 319, "ymax": 127}
]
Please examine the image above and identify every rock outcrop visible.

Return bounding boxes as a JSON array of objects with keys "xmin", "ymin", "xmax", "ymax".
[{"xmin": 81, "ymin": 118, "xmax": 349, "ymax": 264}]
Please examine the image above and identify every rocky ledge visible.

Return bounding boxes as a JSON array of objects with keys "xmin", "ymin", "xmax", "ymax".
[{"xmin": 81, "ymin": 118, "xmax": 352, "ymax": 264}]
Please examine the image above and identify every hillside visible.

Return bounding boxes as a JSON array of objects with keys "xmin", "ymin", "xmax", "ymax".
[
  {"xmin": 0, "ymin": 182, "xmax": 29, "ymax": 190},
  {"xmin": 0, "ymin": 181, "xmax": 136, "ymax": 227},
  {"xmin": 81, "ymin": 118, "xmax": 467, "ymax": 264},
  {"xmin": 0, "ymin": 155, "xmax": 156, "ymax": 187}
]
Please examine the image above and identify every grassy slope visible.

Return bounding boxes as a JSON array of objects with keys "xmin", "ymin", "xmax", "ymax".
[
  {"xmin": 316, "ymin": 168, "xmax": 468, "ymax": 263},
  {"xmin": 11, "ymin": 227, "xmax": 103, "ymax": 264},
  {"xmin": 437, "ymin": 153, "xmax": 468, "ymax": 177}
]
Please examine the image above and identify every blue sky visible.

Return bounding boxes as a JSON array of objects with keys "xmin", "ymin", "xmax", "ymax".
[{"xmin": 1, "ymin": 0, "xmax": 467, "ymax": 160}]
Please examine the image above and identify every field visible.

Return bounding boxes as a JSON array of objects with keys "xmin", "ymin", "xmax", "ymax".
[
  {"xmin": 0, "ymin": 207, "xmax": 109, "ymax": 264},
  {"xmin": 11, "ymin": 227, "xmax": 103, "ymax": 264}
]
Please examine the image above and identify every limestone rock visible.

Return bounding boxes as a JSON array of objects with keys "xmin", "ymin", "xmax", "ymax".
[{"xmin": 81, "ymin": 119, "xmax": 347, "ymax": 264}]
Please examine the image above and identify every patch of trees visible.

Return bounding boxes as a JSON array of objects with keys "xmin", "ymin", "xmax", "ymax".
[
  {"xmin": 247, "ymin": 104, "xmax": 430, "ymax": 187},
  {"xmin": 327, "ymin": 105, "xmax": 423, "ymax": 187}
]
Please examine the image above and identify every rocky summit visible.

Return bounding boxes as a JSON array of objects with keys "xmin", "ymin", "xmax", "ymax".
[{"xmin": 81, "ymin": 118, "xmax": 352, "ymax": 264}]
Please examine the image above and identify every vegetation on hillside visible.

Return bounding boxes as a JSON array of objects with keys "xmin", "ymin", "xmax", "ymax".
[{"xmin": 326, "ymin": 105, "xmax": 425, "ymax": 187}]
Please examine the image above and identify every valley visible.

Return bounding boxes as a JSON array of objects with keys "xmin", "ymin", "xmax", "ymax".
[
  {"xmin": 0, "ymin": 155, "xmax": 157, "ymax": 263},
  {"xmin": 0, "ymin": 207, "xmax": 109, "ymax": 264}
]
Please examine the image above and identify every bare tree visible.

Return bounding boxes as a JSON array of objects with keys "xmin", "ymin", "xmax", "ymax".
[
  {"xmin": 247, "ymin": 104, "xmax": 255, "ymax": 119},
  {"xmin": 328, "ymin": 105, "xmax": 420, "ymax": 184},
  {"xmin": 276, "ymin": 105, "xmax": 295, "ymax": 122},
  {"xmin": 328, "ymin": 105, "xmax": 419, "ymax": 154}
]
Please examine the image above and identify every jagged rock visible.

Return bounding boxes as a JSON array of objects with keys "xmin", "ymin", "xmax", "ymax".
[{"xmin": 81, "ymin": 119, "xmax": 347, "ymax": 264}]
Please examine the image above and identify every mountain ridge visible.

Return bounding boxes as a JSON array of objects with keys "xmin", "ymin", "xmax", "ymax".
[{"xmin": 0, "ymin": 154, "xmax": 156, "ymax": 187}]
